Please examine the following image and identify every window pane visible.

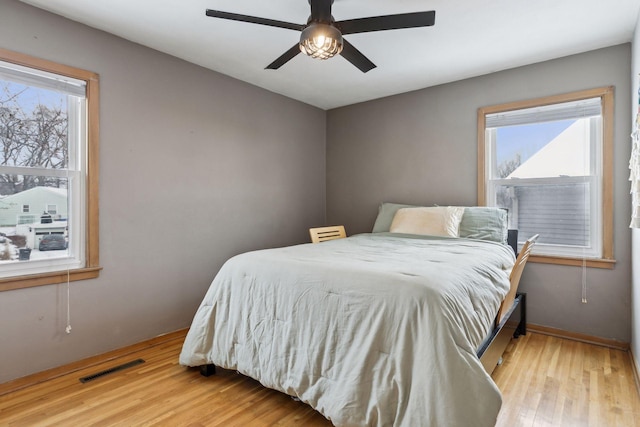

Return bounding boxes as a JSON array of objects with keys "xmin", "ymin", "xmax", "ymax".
[
  {"xmin": 0, "ymin": 81, "xmax": 68, "ymax": 169},
  {"xmin": 0, "ymin": 175, "xmax": 68, "ymax": 263},
  {"xmin": 493, "ymin": 118, "xmax": 591, "ymax": 179},
  {"xmin": 490, "ymin": 116, "xmax": 598, "ymax": 257},
  {"xmin": 496, "ymin": 181, "xmax": 590, "ymax": 247}
]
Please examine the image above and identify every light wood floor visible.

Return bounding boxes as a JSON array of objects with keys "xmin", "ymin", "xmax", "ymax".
[{"xmin": 1, "ymin": 331, "xmax": 639, "ymax": 426}]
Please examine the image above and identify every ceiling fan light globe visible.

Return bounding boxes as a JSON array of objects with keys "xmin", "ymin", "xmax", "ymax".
[{"xmin": 299, "ymin": 23, "xmax": 343, "ymax": 60}]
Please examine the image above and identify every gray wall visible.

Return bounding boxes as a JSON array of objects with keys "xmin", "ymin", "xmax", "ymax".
[
  {"xmin": 0, "ymin": 0, "xmax": 326, "ymax": 383},
  {"xmin": 631, "ymin": 12, "xmax": 640, "ymax": 377},
  {"xmin": 327, "ymin": 44, "xmax": 632, "ymax": 342}
]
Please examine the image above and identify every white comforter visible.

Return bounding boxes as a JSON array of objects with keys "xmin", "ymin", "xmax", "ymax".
[{"xmin": 180, "ymin": 233, "xmax": 515, "ymax": 426}]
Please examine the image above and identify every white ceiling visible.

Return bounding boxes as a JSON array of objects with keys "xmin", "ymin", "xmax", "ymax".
[{"xmin": 19, "ymin": 0, "xmax": 640, "ymax": 110}]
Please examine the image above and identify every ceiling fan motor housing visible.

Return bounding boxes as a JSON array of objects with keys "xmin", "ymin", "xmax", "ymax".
[
  {"xmin": 308, "ymin": 0, "xmax": 334, "ymax": 24},
  {"xmin": 299, "ymin": 23, "xmax": 343, "ymax": 60}
]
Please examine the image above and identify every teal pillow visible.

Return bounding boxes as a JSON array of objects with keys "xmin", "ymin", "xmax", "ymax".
[
  {"xmin": 459, "ymin": 207, "xmax": 508, "ymax": 244},
  {"xmin": 372, "ymin": 202, "xmax": 418, "ymax": 232}
]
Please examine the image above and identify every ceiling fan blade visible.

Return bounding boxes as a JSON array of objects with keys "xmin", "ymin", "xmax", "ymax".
[
  {"xmin": 265, "ymin": 44, "xmax": 302, "ymax": 70},
  {"xmin": 205, "ymin": 10, "xmax": 304, "ymax": 32},
  {"xmin": 337, "ymin": 11, "xmax": 435, "ymax": 35},
  {"xmin": 340, "ymin": 39, "xmax": 376, "ymax": 73}
]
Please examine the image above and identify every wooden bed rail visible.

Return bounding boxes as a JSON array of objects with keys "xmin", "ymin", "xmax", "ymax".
[{"xmin": 496, "ymin": 234, "xmax": 538, "ymax": 326}]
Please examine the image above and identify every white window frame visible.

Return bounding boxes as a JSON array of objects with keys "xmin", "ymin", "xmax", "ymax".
[
  {"xmin": 0, "ymin": 64, "xmax": 85, "ymax": 278},
  {"xmin": 485, "ymin": 116, "xmax": 602, "ymax": 258},
  {"xmin": 478, "ymin": 87, "xmax": 615, "ymax": 269}
]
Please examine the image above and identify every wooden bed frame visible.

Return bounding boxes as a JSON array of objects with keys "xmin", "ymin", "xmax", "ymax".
[
  {"xmin": 478, "ymin": 233, "xmax": 538, "ymax": 373},
  {"xmin": 477, "ymin": 292, "xmax": 526, "ymax": 374},
  {"xmin": 199, "ymin": 232, "xmax": 538, "ymax": 378}
]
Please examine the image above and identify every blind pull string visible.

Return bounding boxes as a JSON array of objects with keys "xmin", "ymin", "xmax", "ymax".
[
  {"xmin": 65, "ymin": 268, "xmax": 72, "ymax": 334},
  {"xmin": 581, "ymin": 256, "xmax": 588, "ymax": 304},
  {"xmin": 580, "ymin": 102, "xmax": 588, "ymax": 304},
  {"xmin": 65, "ymin": 130, "xmax": 72, "ymax": 334},
  {"xmin": 581, "ymin": 181, "xmax": 588, "ymax": 304}
]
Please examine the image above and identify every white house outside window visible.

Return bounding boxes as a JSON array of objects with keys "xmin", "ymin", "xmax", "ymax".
[{"xmin": 478, "ymin": 87, "xmax": 614, "ymax": 268}]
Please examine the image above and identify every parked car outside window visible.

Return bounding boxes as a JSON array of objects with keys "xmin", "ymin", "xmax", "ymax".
[{"xmin": 39, "ymin": 235, "xmax": 68, "ymax": 251}]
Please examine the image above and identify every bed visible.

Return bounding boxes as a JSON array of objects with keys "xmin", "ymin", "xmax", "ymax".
[{"xmin": 179, "ymin": 204, "xmax": 534, "ymax": 427}]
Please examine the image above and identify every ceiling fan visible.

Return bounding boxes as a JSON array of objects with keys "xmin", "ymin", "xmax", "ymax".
[{"xmin": 205, "ymin": 0, "xmax": 436, "ymax": 73}]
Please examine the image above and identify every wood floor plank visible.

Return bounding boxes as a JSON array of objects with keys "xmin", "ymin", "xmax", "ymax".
[
  {"xmin": 494, "ymin": 333, "xmax": 640, "ymax": 427},
  {"xmin": 1, "ymin": 330, "xmax": 639, "ymax": 426}
]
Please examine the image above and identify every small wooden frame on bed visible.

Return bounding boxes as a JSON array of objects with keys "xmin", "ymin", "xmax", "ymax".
[{"xmin": 180, "ymin": 204, "xmax": 539, "ymax": 426}]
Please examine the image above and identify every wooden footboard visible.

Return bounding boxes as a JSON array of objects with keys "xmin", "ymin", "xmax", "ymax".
[{"xmin": 477, "ymin": 293, "xmax": 526, "ymax": 374}]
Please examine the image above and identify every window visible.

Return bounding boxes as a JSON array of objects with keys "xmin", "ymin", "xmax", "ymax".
[
  {"xmin": 17, "ymin": 215, "xmax": 36, "ymax": 225},
  {"xmin": 478, "ymin": 87, "xmax": 614, "ymax": 269},
  {"xmin": 0, "ymin": 48, "xmax": 100, "ymax": 290}
]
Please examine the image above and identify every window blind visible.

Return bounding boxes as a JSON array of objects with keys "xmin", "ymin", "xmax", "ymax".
[
  {"xmin": 486, "ymin": 97, "xmax": 602, "ymax": 128},
  {"xmin": 0, "ymin": 60, "xmax": 86, "ymax": 96}
]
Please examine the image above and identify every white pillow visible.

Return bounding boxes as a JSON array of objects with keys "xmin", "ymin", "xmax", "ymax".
[{"xmin": 389, "ymin": 206, "xmax": 465, "ymax": 237}]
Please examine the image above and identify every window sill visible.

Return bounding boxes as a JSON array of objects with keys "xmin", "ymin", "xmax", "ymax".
[
  {"xmin": 529, "ymin": 255, "xmax": 615, "ymax": 269},
  {"xmin": 0, "ymin": 267, "xmax": 102, "ymax": 292}
]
